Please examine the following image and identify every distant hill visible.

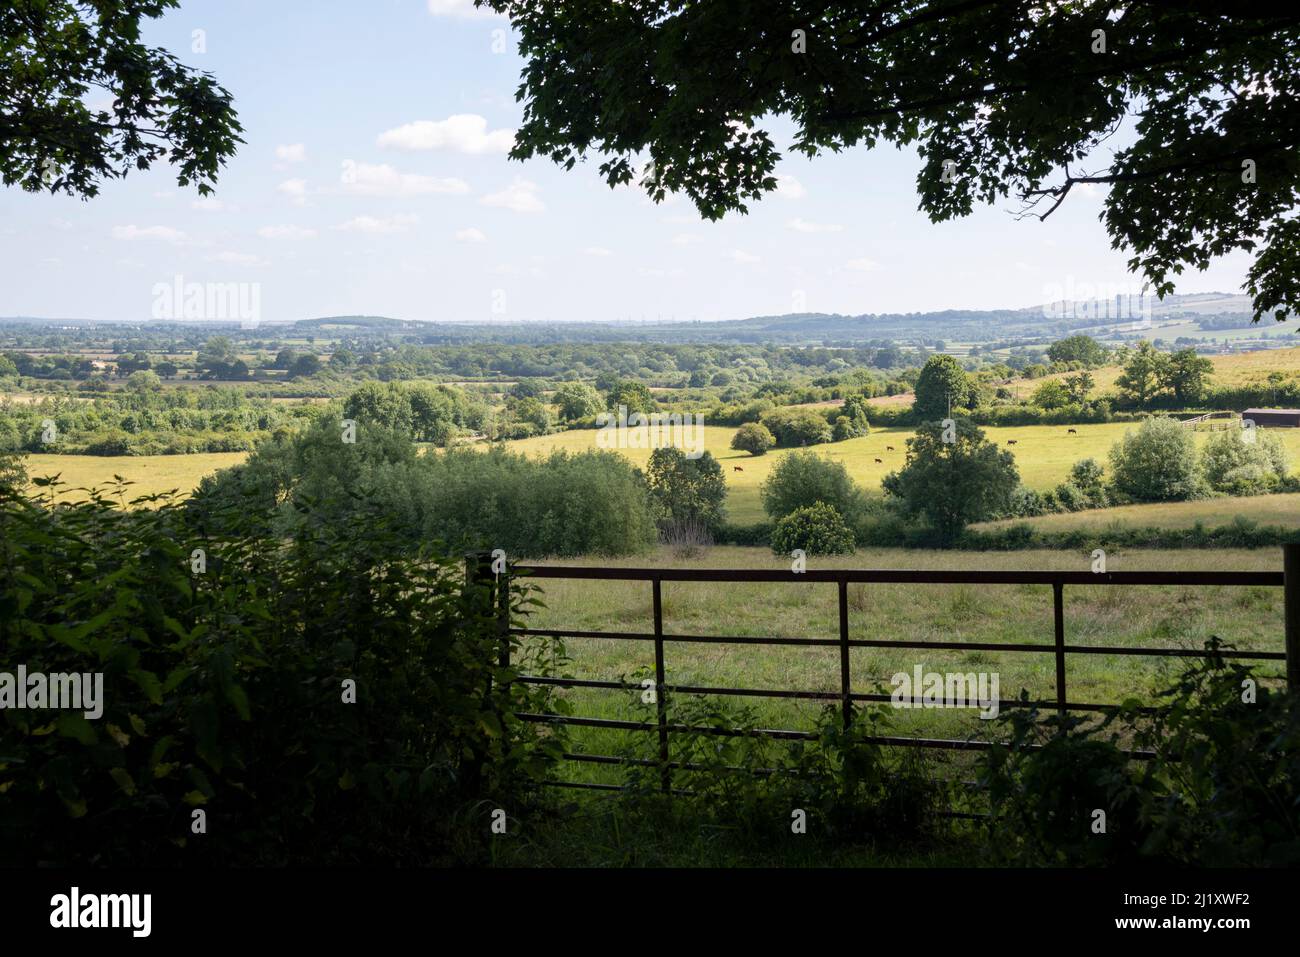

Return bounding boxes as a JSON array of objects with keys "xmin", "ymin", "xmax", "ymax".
[{"xmin": 1, "ymin": 292, "xmax": 1278, "ymax": 346}]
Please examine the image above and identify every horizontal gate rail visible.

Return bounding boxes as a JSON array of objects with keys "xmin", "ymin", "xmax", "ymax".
[{"xmin": 482, "ymin": 549, "xmax": 1299, "ymax": 799}]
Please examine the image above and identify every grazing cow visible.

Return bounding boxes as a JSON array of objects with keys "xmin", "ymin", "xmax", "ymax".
[
  {"xmin": 874, "ymin": 458, "xmax": 883, "ymax": 464},
  {"xmin": 1007, "ymin": 439, "xmax": 1018, "ymax": 445},
  {"xmin": 733, "ymin": 466, "xmax": 744, "ymax": 472},
  {"xmin": 886, "ymin": 446, "xmax": 896, "ymax": 451},
  {"xmin": 1067, "ymin": 428, "xmax": 1078, "ymax": 435}
]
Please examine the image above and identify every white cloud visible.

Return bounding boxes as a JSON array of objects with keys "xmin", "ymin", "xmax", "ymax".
[
  {"xmin": 112, "ymin": 225, "xmax": 185, "ymax": 243},
  {"xmin": 377, "ymin": 115, "xmax": 515, "ymax": 154},
  {"xmin": 427, "ymin": 0, "xmax": 502, "ymax": 18},
  {"xmin": 275, "ymin": 143, "xmax": 307, "ymax": 164},
  {"xmin": 637, "ymin": 266, "xmax": 685, "ymax": 278},
  {"xmin": 787, "ymin": 217, "xmax": 842, "ymax": 233},
  {"xmin": 208, "ymin": 251, "xmax": 265, "ymax": 266},
  {"xmin": 455, "ymin": 227, "xmax": 488, "ymax": 243},
  {"xmin": 584, "ymin": 246, "xmax": 613, "ymax": 257},
  {"xmin": 672, "ymin": 233, "xmax": 702, "ymax": 246},
  {"xmin": 341, "ymin": 161, "xmax": 469, "ymax": 197},
  {"xmin": 846, "ymin": 257, "xmax": 882, "ymax": 272},
  {"xmin": 191, "ymin": 197, "xmax": 225, "ymax": 212},
  {"xmin": 278, "ymin": 178, "xmax": 309, "ymax": 205},
  {"xmin": 775, "ymin": 174, "xmax": 806, "ymax": 200},
  {"xmin": 729, "ymin": 249, "xmax": 761, "ymax": 264},
  {"xmin": 480, "ymin": 178, "xmax": 544, "ymax": 213},
  {"xmin": 336, "ymin": 214, "xmax": 419, "ymax": 234},
  {"xmin": 258, "ymin": 225, "xmax": 317, "ymax": 240}
]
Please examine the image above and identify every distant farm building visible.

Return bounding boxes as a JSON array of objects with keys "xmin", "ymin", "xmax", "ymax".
[{"xmin": 1242, "ymin": 408, "xmax": 1300, "ymax": 428}]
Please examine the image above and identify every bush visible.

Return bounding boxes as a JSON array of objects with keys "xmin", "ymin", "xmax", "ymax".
[
  {"xmin": 760, "ymin": 450, "xmax": 863, "ymax": 523},
  {"xmin": 0, "ymin": 482, "xmax": 565, "ymax": 866},
  {"xmin": 760, "ymin": 407, "xmax": 832, "ymax": 446},
  {"xmin": 1201, "ymin": 427, "xmax": 1289, "ymax": 495},
  {"xmin": 730, "ymin": 421, "xmax": 775, "ymax": 456},
  {"xmin": 1108, "ymin": 416, "xmax": 1200, "ymax": 501},
  {"xmin": 770, "ymin": 502, "xmax": 856, "ymax": 556}
]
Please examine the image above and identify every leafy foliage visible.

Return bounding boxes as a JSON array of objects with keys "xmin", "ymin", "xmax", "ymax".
[
  {"xmin": 1, "ymin": 0, "xmax": 243, "ymax": 198},
  {"xmin": 770, "ymin": 501, "xmax": 855, "ymax": 556}
]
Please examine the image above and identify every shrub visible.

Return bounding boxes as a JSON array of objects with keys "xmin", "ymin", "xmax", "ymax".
[
  {"xmin": 1108, "ymin": 416, "xmax": 1200, "ymax": 501},
  {"xmin": 770, "ymin": 502, "xmax": 856, "ymax": 556},
  {"xmin": 731, "ymin": 421, "xmax": 775, "ymax": 456},
  {"xmin": 760, "ymin": 450, "xmax": 863, "ymax": 523},
  {"xmin": 0, "ymin": 482, "xmax": 565, "ymax": 866},
  {"xmin": 760, "ymin": 407, "xmax": 832, "ymax": 446},
  {"xmin": 1201, "ymin": 427, "xmax": 1289, "ymax": 495}
]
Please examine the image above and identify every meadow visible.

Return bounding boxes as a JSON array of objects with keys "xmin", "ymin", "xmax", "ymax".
[
  {"xmin": 976, "ymin": 492, "xmax": 1300, "ymax": 533},
  {"xmin": 502, "ymin": 421, "xmax": 1300, "ymax": 524},
  {"xmin": 22, "ymin": 452, "xmax": 247, "ymax": 502},
  {"xmin": 20, "ymin": 418, "xmax": 1300, "ymax": 522},
  {"xmin": 519, "ymin": 545, "xmax": 1290, "ymax": 789}
]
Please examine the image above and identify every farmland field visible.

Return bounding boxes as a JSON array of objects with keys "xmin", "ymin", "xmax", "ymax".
[
  {"xmin": 20, "ymin": 419, "xmax": 1300, "ymax": 522},
  {"xmin": 22, "ymin": 452, "xmax": 247, "ymax": 502},
  {"xmin": 521, "ymin": 545, "xmax": 1290, "ymax": 788},
  {"xmin": 502, "ymin": 421, "xmax": 1300, "ymax": 524},
  {"xmin": 976, "ymin": 493, "xmax": 1300, "ymax": 533}
]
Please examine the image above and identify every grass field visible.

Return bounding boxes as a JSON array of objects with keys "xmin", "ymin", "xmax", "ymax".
[
  {"xmin": 1028, "ymin": 344, "xmax": 1300, "ymax": 399},
  {"xmin": 976, "ymin": 493, "xmax": 1300, "ymax": 533},
  {"xmin": 520, "ymin": 545, "xmax": 1289, "ymax": 790},
  {"xmin": 22, "ymin": 452, "xmax": 247, "ymax": 503},
  {"xmin": 502, "ymin": 421, "xmax": 1300, "ymax": 524}
]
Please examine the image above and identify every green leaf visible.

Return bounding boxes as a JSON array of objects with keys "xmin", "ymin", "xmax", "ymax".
[
  {"xmin": 108, "ymin": 767, "xmax": 136, "ymax": 795},
  {"xmin": 57, "ymin": 712, "xmax": 97, "ymax": 745}
]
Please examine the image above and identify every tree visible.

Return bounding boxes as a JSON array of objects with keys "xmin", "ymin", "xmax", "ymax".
[
  {"xmin": 273, "ymin": 348, "xmax": 299, "ymax": 370},
  {"xmin": 1163, "ymin": 349, "xmax": 1215, "ymax": 405},
  {"xmin": 832, "ymin": 394, "xmax": 871, "ymax": 440},
  {"xmin": 1048, "ymin": 335, "xmax": 1108, "ymax": 368},
  {"xmin": 2, "ymin": 0, "xmax": 242, "ymax": 199},
  {"xmin": 126, "ymin": 369, "xmax": 162, "ymax": 392},
  {"xmin": 1115, "ymin": 342, "xmax": 1170, "ymax": 406},
  {"xmin": 1064, "ymin": 372, "xmax": 1095, "ymax": 404},
  {"xmin": 1201, "ymin": 428, "xmax": 1289, "ymax": 495},
  {"xmin": 913, "ymin": 354, "xmax": 975, "ymax": 421},
  {"xmin": 760, "ymin": 450, "xmax": 862, "ymax": 524},
  {"xmin": 487, "ymin": 2, "xmax": 1300, "ymax": 321},
  {"xmin": 1108, "ymin": 417, "xmax": 1200, "ymax": 501},
  {"xmin": 1032, "ymin": 379, "xmax": 1072, "ymax": 410},
  {"xmin": 606, "ymin": 379, "xmax": 656, "ymax": 415},
  {"xmin": 761, "ymin": 407, "xmax": 832, "ymax": 446},
  {"xmin": 731, "ymin": 422, "xmax": 775, "ymax": 456},
  {"xmin": 553, "ymin": 382, "xmax": 603, "ymax": 421},
  {"xmin": 770, "ymin": 502, "xmax": 855, "ymax": 557},
  {"xmin": 288, "ymin": 353, "xmax": 322, "ymax": 379},
  {"xmin": 882, "ymin": 419, "xmax": 1019, "ymax": 542},
  {"xmin": 645, "ymin": 447, "xmax": 727, "ymax": 533}
]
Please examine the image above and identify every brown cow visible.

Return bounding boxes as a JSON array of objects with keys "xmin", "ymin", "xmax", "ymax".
[
  {"xmin": 874, "ymin": 458, "xmax": 883, "ymax": 464},
  {"xmin": 733, "ymin": 466, "xmax": 744, "ymax": 472},
  {"xmin": 1007, "ymin": 439, "xmax": 1018, "ymax": 445},
  {"xmin": 1067, "ymin": 428, "xmax": 1078, "ymax": 434},
  {"xmin": 886, "ymin": 446, "xmax": 896, "ymax": 451}
]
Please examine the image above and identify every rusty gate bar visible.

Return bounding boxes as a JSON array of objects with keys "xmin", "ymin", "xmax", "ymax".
[
  {"xmin": 496, "ymin": 559, "xmax": 1293, "ymax": 794},
  {"xmin": 652, "ymin": 577, "xmax": 670, "ymax": 794},
  {"xmin": 1052, "ymin": 583, "xmax": 1067, "ymax": 718},
  {"xmin": 838, "ymin": 579, "xmax": 852, "ymax": 730}
]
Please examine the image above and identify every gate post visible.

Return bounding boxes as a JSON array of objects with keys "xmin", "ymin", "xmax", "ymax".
[{"xmin": 1285, "ymin": 543, "xmax": 1300, "ymax": 692}]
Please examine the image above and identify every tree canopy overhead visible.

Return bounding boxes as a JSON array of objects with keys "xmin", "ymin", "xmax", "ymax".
[
  {"xmin": 1, "ymin": 0, "xmax": 243, "ymax": 198},
  {"xmin": 486, "ymin": 1, "xmax": 1300, "ymax": 321}
]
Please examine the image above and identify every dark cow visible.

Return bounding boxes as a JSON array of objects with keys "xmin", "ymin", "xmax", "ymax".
[
  {"xmin": 733, "ymin": 466, "xmax": 744, "ymax": 472},
  {"xmin": 1067, "ymin": 428, "xmax": 1078, "ymax": 435},
  {"xmin": 874, "ymin": 458, "xmax": 883, "ymax": 464},
  {"xmin": 1007, "ymin": 439, "xmax": 1018, "ymax": 445}
]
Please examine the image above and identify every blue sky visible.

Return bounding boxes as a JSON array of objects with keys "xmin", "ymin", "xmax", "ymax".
[{"xmin": 0, "ymin": 0, "xmax": 1254, "ymax": 324}]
